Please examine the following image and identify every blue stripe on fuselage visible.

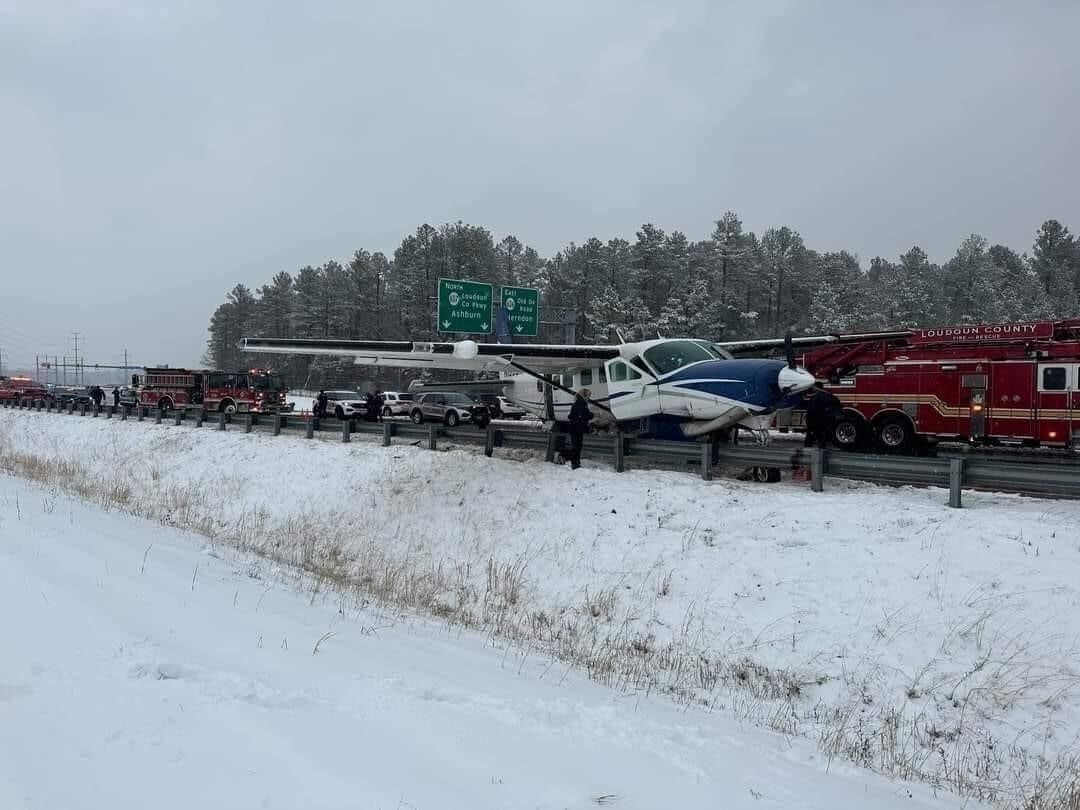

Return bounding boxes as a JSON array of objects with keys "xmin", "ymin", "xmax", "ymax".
[{"xmin": 662, "ymin": 358, "xmax": 788, "ymax": 410}]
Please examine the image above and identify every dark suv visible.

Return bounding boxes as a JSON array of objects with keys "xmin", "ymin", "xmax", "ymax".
[{"xmin": 410, "ymin": 392, "xmax": 489, "ymax": 427}]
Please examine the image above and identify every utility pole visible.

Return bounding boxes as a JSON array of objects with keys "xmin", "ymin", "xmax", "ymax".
[
  {"xmin": 35, "ymin": 355, "xmax": 40, "ymax": 384},
  {"xmin": 71, "ymin": 332, "xmax": 82, "ymax": 384},
  {"xmin": 123, "ymin": 348, "xmax": 129, "ymax": 384}
]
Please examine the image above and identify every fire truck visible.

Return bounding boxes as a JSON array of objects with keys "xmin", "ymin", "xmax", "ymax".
[
  {"xmin": 134, "ymin": 367, "xmax": 289, "ymax": 414},
  {"xmin": 0, "ymin": 375, "xmax": 48, "ymax": 404},
  {"xmin": 775, "ymin": 319, "xmax": 1080, "ymax": 452}
]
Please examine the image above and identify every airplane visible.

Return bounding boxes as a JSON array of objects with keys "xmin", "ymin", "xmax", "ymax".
[{"xmin": 240, "ymin": 329, "xmax": 899, "ymax": 445}]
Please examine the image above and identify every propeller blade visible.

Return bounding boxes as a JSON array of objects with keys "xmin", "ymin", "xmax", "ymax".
[{"xmin": 784, "ymin": 329, "xmax": 796, "ymax": 370}]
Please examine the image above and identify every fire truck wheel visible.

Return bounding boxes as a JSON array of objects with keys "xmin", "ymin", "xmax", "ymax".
[
  {"xmin": 875, "ymin": 415, "xmax": 914, "ymax": 453},
  {"xmin": 751, "ymin": 466, "xmax": 782, "ymax": 483},
  {"xmin": 158, "ymin": 397, "xmax": 173, "ymax": 413},
  {"xmin": 220, "ymin": 400, "xmax": 237, "ymax": 414},
  {"xmin": 833, "ymin": 415, "xmax": 867, "ymax": 450}
]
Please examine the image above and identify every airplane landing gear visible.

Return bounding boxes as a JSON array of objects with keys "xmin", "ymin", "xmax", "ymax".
[{"xmin": 747, "ymin": 427, "xmax": 781, "ymax": 483}]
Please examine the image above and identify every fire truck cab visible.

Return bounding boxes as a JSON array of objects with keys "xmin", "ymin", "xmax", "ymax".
[
  {"xmin": 135, "ymin": 367, "xmax": 287, "ymax": 414},
  {"xmin": 0, "ymin": 376, "xmax": 48, "ymax": 404},
  {"xmin": 777, "ymin": 319, "xmax": 1080, "ymax": 452}
]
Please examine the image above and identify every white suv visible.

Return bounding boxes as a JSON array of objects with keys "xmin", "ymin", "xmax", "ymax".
[
  {"xmin": 324, "ymin": 390, "xmax": 367, "ymax": 420},
  {"xmin": 380, "ymin": 391, "xmax": 414, "ymax": 417}
]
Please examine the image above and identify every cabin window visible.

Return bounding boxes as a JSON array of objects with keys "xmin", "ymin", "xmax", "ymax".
[
  {"xmin": 1041, "ymin": 366, "xmax": 1068, "ymax": 391},
  {"xmin": 596, "ymin": 366, "xmax": 607, "ymax": 383},
  {"xmin": 580, "ymin": 369, "xmax": 593, "ymax": 386},
  {"xmin": 609, "ymin": 361, "xmax": 641, "ymax": 382}
]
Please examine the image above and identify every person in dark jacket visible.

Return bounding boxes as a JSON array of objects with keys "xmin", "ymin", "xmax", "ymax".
[
  {"xmin": 90, "ymin": 386, "xmax": 104, "ymax": 410},
  {"xmin": 315, "ymin": 390, "xmax": 328, "ymax": 419},
  {"xmin": 803, "ymin": 382, "xmax": 844, "ymax": 448},
  {"xmin": 112, "ymin": 387, "xmax": 120, "ymax": 408},
  {"xmin": 566, "ymin": 388, "xmax": 593, "ymax": 470}
]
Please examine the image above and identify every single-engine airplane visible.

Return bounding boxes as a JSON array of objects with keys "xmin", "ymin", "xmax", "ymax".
[{"xmin": 241, "ymin": 329, "xmax": 899, "ymax": 443}]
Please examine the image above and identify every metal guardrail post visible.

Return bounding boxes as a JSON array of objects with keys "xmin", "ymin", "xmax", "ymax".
[
  {"xmin": 174, "ymin": 410, "xmax": 183, "ymax": 426},
  {"xmin": 306, "ymin": 418, "xmax": 314, "ymax": 439},
  {"xmin": 427, "ymin": 424, "xmax": 438, "ymax": 450},
  {"xmin": 195, "ymin": 409, "xmax": 204, "ymax": 427},
  {"xmin": 700, "ymin": 443, "xmax": 713, "ymax": 480},
  {"xmin": 68, "ymin": 401, "xmax": 75, "ymax": 414},
  {"xmin": 273, "ymin": 414, "xmax": 282, "ymax": 436},
  {"xmin": 811, "ymin": 448, "xmax": 824, "ymax": 492},
  {"xmin": 484, "ymin": 424, "xmax": 495, "ymax": 457},
  {"xmin": 613, "ymin": 431, "xmax": 626, "ymax": 472},
  {"xmin": 92, "ymin": 403, "xmax": 98, "ymax": 417},
  {"xmin": 382, "ymin": 422, "xmax": 393, "ymax": 446},
  {"xmin": 545, "ymin": 432, "xmax": 558, "ymax": 463},
  {"xmin": 80, "ymin": 402, "xmax": 87, "ymax": 416},
  {"xmin": 137, "ymin": 406, "xmax": 145, "ymax": 421},
  {"xmin": 218, "ymin": 412, "xmax": 227, "ymax": 431},
  {"xmin": 341, "ymin": 419, "xmax": 350, "ymax": 443},
  {"xmin": 245, "ymin": 413, "xmax": 253, "ymax": 434},
  {"xmin": 949, "ymin": 458, "xmax": 963, "ymax": 508},
  {"xmin": 105, "ymin": 405, "xmax": 112, "ymax": 419},
  {"xmin": 120, "ymin": 405, "xmax": 127, "ymax": 421},
  {"xmin": 155, "ymin": 409, "xmax": 162, "ymax": 424}
]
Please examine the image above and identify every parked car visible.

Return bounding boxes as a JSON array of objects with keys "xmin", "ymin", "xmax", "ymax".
[
  {"xmin": 49, "ymin": 385, "xmax": 92, "ymax": 408},
  {"xmin": 118, "ymin": 385, "xmax": 138, "ymax": 408},
  {"xmin": 323, "ymin": 390, "xmax": 367, "ymax": 420},
  {"xmin": 473, "ymin": 393, "xmax": 527, "ymax": 419},
  {"xmin": 495, "ymin": 396, "xmax": 526, "ymax": 419},
  {"xmin": 379, "ymin": 391, "xmax": 414, "ymax": 417},
  {"xmin": 410, "ymin": 392, "xmax": 487, "ymax": 427}
]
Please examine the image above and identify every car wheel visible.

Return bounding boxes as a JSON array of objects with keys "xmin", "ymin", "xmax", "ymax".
[
  {"xmin": 410, "ymin": 410, "xmax": 423, "ymax": 424},
  {"xmin": 751, "ymin": 466, "xmax": 782, "ymax": 483},
  {"xmin": 445, "ymin": 410, "xmax": 460, "ymax": 427}
]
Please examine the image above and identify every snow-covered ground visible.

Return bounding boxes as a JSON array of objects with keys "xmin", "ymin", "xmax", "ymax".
[
  {"xmin": 0, "ymin": 474, "xmax": 966, "ymax": 810},
  {"xmin": 2, "ymin": 408, "xmax": 1078, "ymax": 807}
]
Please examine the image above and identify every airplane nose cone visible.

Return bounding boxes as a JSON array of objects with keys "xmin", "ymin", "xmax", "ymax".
[{"xmin": 778, "ymin": 366, "xmax": 815, "ymax": 393}]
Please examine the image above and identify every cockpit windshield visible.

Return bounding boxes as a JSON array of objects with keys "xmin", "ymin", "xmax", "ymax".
[
  {"xmin": 642, "ymin": 340, "xmax": 718, "ymax": 375},
  {"xmin": 697, "ymin": 341, "xmax": 734, "ymax": 360}
]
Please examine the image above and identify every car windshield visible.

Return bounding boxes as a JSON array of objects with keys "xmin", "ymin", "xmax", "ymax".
[
  {"xmin": 642, "ymin": 340, "xmax": 717, "ymax": 375},
  {"xmin": 251, "ymin": 374, "xmax": 284, "ymax": 391},
  {"xmin": 397, "ymin": 393, "xmax": 413, "ymax": 401},
  {"xmin": 327, "ymin": 391, "xmax": 356, "ymax": 400},
  {"xmin": 443, "ymin": 393, "xmax": 474, "ymax": 405}
]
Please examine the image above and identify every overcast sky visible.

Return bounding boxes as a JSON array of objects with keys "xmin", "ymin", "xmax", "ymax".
[{"xmin": 2, "ymin": 0, "xmax": 1077, "ymax": 372}]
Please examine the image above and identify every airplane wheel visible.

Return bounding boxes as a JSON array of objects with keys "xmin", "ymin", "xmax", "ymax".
[{"xmin": 752, "ymin": 466, "xmax": 781, "ymax": 483}]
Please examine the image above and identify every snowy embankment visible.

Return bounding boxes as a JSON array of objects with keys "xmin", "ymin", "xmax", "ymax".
[
  {"xmin": 0, "ymin": 475, "xmax": 962, "ymax": 810},
  {"xmin": 1, "ymin": 409, "xmax": 1078, "ymax": 808}
]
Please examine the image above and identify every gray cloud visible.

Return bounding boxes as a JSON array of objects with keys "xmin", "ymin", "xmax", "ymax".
[{"xmin": 1, "ymin": 0, "xmax": 1077, "ymax": 370}]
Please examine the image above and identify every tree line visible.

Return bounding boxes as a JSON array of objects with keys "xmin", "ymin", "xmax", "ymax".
[{"xmin": 205, "ymin": 216, "xmax": 1080, "ymax": 388}]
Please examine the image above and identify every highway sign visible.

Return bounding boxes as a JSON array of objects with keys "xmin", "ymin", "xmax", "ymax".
[
  {"xmin": 500, "ymin": 286, "xmax": 539, "ymax": 337},
  {"xmin": 438, "ymin": 278, "xmax": 493, "ymax": 334}
]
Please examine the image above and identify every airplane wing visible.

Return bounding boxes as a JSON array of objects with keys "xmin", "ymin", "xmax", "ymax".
[
  {"xmin": 240, "ymin": 337, "xmax": 621, "ymax": 372},
  {"xmin": 716, "ymin": 329, "xmax": 913, "ymax": 355}
]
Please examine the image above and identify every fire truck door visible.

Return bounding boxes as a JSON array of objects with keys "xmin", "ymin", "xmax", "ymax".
[
  {"xmin": 987, "ymin": 364, "xmax": 1034, "ymax": 440},
  {"xmin": 1036, "ymin": 363, "xmax": 1073, "ymax": 445}
]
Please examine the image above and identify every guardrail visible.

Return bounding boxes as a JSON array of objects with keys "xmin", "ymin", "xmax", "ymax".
[{"xmin": 5, "ymin": 396, "xmax": 1080, "ymax": 507}]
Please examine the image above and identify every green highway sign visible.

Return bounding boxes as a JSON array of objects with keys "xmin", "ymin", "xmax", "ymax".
[
  {"xmin": 438, "ymin": 278, "xmax": 493, "ymax": 334},
  {"xmin": 501, "ymin": 286, "xmax": 540, "ymax": 337}
]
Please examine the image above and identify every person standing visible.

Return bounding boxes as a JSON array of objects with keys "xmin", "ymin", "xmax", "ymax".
[
  {"xmin": 315, "ymin": 390, "xmax": 328, "ymax": 419},
  {"xmin": 112, "ymin": 387, "xmax": 120, "ymax": 408},
  {"xmin": 567, "ymin": 388, "xmax": 593, "ymax": 470},
  {"xmin": 803, "ymin": 382, "xmax": 844, "ymax": 449}
]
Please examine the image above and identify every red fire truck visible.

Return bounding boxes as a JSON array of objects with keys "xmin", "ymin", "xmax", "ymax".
[
  {"xmin": 776, "ymin": 319, "xmax": 1080, "ymax": 452},
  {"xmin": 0, "ymin": 376, "xmax": 48, "ymax": 404},
  {"xmin": 135, "ymin": 367, "xmax": 289, "ymax": 414}
]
